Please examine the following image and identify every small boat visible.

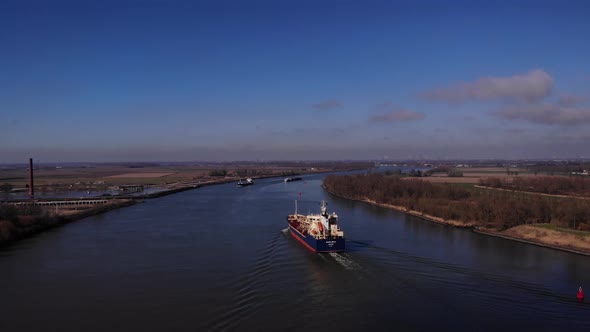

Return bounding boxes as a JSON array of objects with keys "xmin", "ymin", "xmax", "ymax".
[
  {"xmin": 237, "ymin": 178, "xmax": 254, "ymax": 187},
  {"xmin": 284, "ymin": 177, "xmax": 303, "ymax": 183}
]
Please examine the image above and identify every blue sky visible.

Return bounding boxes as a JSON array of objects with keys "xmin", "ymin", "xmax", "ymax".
[{"xmin": 1, "ymin": 0, "xmax": 590, "ymax": 162}]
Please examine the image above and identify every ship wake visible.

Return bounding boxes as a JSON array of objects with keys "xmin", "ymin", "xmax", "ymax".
[
  {"xmin": 207, "ymin": 232, "xmax": 288, "ymax": 331},
  {"xmin": 328, "ymin": 252, "xmax": 362, "ymax": 270}
]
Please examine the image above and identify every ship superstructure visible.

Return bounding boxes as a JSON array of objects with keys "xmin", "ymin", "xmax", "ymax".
[
  {"xmin": 284, "ymin": 177, "xmax": 303, "ymax": 183},
  {"xmin": 287, "ymin": 200, "xmax": 345, "ymax": 252}
]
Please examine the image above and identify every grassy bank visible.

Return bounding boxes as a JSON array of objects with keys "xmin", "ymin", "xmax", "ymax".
[{"xmin": 476, "ymin": 225, "xmax": 590, "ymax": 255}]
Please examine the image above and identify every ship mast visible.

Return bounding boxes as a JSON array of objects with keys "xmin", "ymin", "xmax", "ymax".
[{"xmin": 320, "ymin": 200, "xmax": 327, "ymax": 216}]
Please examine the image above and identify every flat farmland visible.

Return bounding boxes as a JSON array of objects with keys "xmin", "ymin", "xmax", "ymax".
[
  {"xmin": 417, "ymin": 167, "xmax": 536, "ymax": 185},
  {"xmin": 106, "ymin": 172, "xmax": 176, "ymax": 178},
  {"xmin": 0, "ymin": 166, "xmax": 209, "ymax": 187},
  {"xmin": 416, "ymin": 176, "xmax": 482, "ymax": 184},
  {"xmin": 0, "ymin": 162, "xmax": 371, "ymax": 193}
]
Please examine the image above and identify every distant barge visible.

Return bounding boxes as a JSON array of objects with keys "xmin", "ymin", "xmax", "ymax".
[
  {"xmin": 237, "ymin": 178, "xmax": 254, "ymax": 187},
  {"xmin": 284, "ymin": 177, "xmax": 303, "ymax": 183}
]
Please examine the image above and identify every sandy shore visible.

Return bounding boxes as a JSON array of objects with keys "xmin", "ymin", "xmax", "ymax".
[{"xmin": 475, "ymin": 226, "xmax": 590, "ymax": 256}]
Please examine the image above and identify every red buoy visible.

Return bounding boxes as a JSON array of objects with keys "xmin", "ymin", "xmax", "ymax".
[{"xmin": 577, "ymin": 287, "xmax": 584, "ymax": 300}]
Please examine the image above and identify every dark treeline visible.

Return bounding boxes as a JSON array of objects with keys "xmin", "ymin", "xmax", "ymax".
[
  {"xmin": 527, "ymin": 162, "xmax": 590, "ymax": 175},
  {"xmin": 233, "ymin": 169, "xmax": 285, "ymax": 177},
  {"xmin": 210, "ymin": 168, "xmax": 302, "ymax": 177},
  {"xmin": 0, "ymin": 183, "xmax": 13, "ymax": 192},
  {"xmin": 424, "ymin": 166, "xmax": 464, "ymax": 177},
  {"xmin": 479, "ymin": 176, "xmax": 590, "ymax": 196},
  {"xmin": 234, "ymin": 169, "xmax": 272, "ymax": 176},
  {"xmin": 323, "ymin": 173, "xmax": 590, "ymax": 231},
  {"xmin": 0, "ymin": 204, "xmax": 58, "ymax": 242},
  {"xmin": 0, "ymin": 201, "xmax": 135, "ymax": 244},
  {"xmin": 209, "ymin": 169, "xmax": 228, "ymax": 177}
]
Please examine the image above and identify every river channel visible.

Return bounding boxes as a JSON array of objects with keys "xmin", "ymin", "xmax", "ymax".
[{"xmin": 1, "ymin": 171, "xmax": 590, "ymax": 331}]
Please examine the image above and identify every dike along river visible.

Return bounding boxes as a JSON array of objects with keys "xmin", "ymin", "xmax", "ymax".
[{"xmin": 1, "ymin": 171, "xmax": 590, "ymax": 331}]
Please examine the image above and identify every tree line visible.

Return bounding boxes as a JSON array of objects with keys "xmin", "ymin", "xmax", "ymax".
[
  {"xmin": 527, "ymin": 163, "xmax": 590, "ymax": 176},
  {"xmin": 0, "ymin": 204, "xmax": 56, "ymax": 242},
  {"xmin": 209, "ymin": 168, "xmax": 301, "ymax": 177},
  {"xmin": 323, "ymin": 173, "xmax": 590, "ymax": 231}
]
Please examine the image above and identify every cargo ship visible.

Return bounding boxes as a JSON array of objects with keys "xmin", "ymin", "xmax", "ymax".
[
  {"xmin": 237, "ymin": 178, "xmax": 254, "ymax": 187},
  {"xmin": 284, "ymin": 176, "xmax": 303, "ymax": 183},
  {"xmin": 287, "ymin": 200, "xmax": 345, "ymax": 253}
]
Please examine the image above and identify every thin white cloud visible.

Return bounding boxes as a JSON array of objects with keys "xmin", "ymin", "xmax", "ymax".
[
  {"xmin": 312, "ymin": 99, "xmax": 341, "ymax": 110},
  {"xmin": 370, "ymin": 101, "xmax": 425, "ymax": 122},
  {"xmin": 557, "ymin": 93, "xmax": 589, "ymax": 107},
  {"xmin": 504, "ymin": 128, "xmax": 527, "ymax": 135},
  {"xmin": 375, "ymin": 101, "xmax": 394, "ymax": 109},
  {"xmin": 369, "ymin": 109, "xmax": 425, "ymax": 122},
  {"xmin": 423, "ymin": 69, "xmax": 553, "ymax": 103},
  {"xmin": 494, "ymin": 103, "xmax": 590, "ymax": 126}
]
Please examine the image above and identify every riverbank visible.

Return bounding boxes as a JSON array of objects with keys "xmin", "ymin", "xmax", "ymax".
[
  {"xmin": 127, "ymin": 167, "xmax": 373, "ymax": 199},
  {"xmin": 125, "ymin": 173, "xmax": 317, "ymax": 199},
  {"xmin": 0, "ymin": 199, "xmax": 136, "ymax": 246},
  {"xmin": 365, "ymin": 198, "xmax": 476, "ymax": 228},
  {"xmin": 1, "ymin": 167, "xmax": 372, "ymax": 246},
  {"xmin": 95, "ymin": 167, "xmax": 369, "ymax": 200},
  {"xmin": 323, "ymin": 186, "xmax": 475, "ymax": 228},
  {"xmin": 1, "ymin": 161, "xmax": 374, "ymax": 198},
  {"xmin": 323, "ymin": 186, "xmax": 590, "ymax": 256},
  {"xmin": 475, "ymin": 225, "xmax": 590, "ymax": 256}
]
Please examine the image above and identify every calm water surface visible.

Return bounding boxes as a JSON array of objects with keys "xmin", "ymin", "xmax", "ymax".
[{"xmin": 1, "ymin": 173, "xmax": 590, "ymax": 331}]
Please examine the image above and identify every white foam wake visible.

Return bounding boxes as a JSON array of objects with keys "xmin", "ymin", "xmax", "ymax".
[{"xmin": 329, "ymin": 252, "xmax": 361, "ymax": 270}]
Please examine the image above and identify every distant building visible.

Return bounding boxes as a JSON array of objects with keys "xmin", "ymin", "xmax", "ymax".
[{"xmin": 117, "ymin": 185, "xmax": 144, "ymax": 192}]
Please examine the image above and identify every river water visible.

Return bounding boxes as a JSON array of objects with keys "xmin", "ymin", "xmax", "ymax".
[{"xmin": 1, "ymin": 172, "xmax": 590, "ymax": 331}]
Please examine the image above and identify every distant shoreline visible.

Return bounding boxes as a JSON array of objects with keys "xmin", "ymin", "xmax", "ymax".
[
  {"xmin": 322, "ymin": 186, "xmax": 590, "ymax": 257},
  {"xmin": 0, "ymin": 167, "xmax": 370, "ymax": 246},
  {"xmin": 0, "ymin": 199, "xmax": 137, "ymax": 247}
]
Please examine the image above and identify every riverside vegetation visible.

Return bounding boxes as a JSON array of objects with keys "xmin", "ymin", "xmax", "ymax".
[
  {"xmin": 323, "ymin": 173, "xmax": 590, "ymax": 252},
  {"xmin": 0, "ymin": 204, "xmax": 62, "ymax": 243},
  {"xmin": 0, "ymin": 201, "xmax": 134, "ymax": 244}
]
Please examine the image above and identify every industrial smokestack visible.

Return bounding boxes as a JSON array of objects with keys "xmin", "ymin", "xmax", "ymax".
[{"xmin": 29, "ymin": 158, "xmax": 34, "ymax": 198}]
